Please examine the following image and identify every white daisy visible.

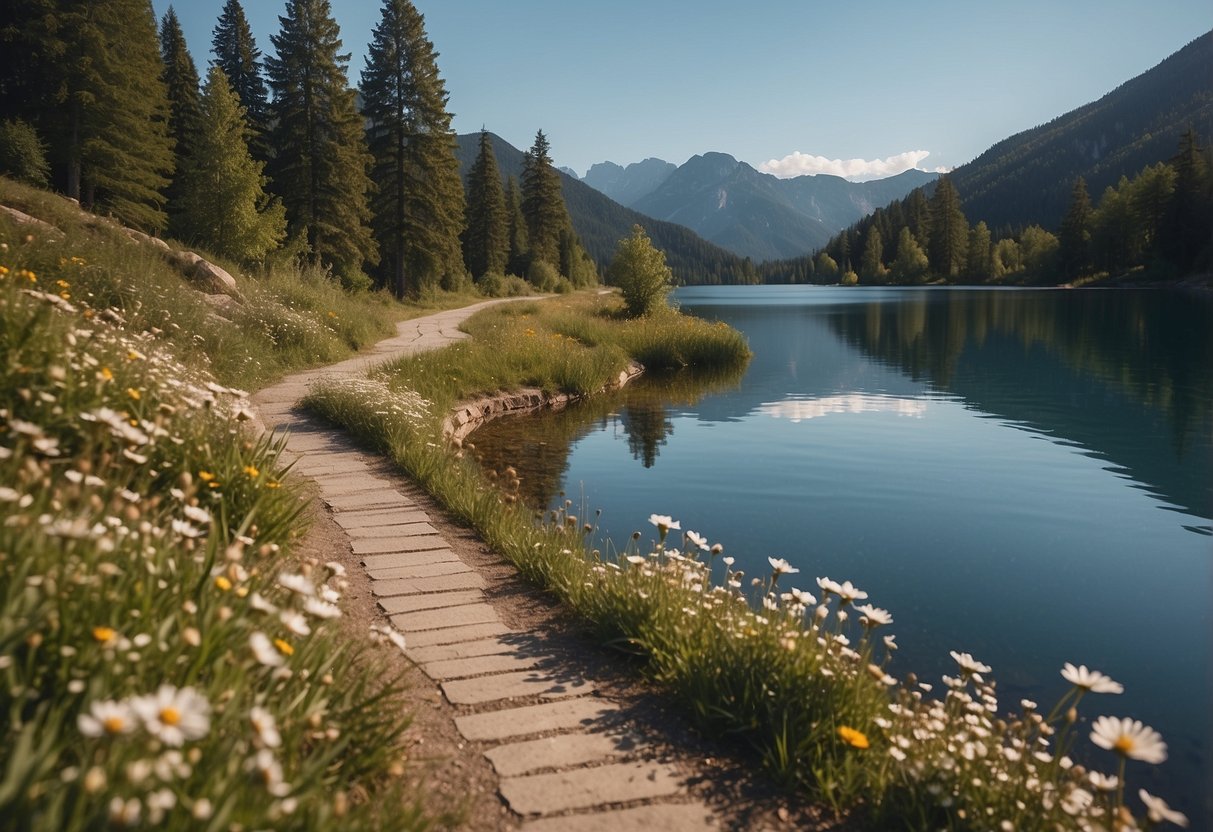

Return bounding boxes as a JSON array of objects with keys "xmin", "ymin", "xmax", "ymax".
[
  {"xmin": 1138, "ymin": 789, "xmax": 1189, "ymax": 827},
  {"xmin": 276, "ymin": 572, "xmax": 315, "ymax": 597},
  {"xmin": 78, "ymin": 699, "xmax": 137, "ymax": 737},
  {"xmin": 816, "ymin": 576, "xmax": 843, "ymax": 596},
  {"xmin": 950, "ymin": 651, "xmax": 992, "ymax": 676},
  {"xmin": 250, "ymin": 706, "xmax": 282, "ymax": 749},
  {"xmin": 304, "ymin": 597, "xmax": 341, "ymax": 620},
  {"xmin": 130, "ymin": 685, "xmax": 210, "ymax": 746},
  {"xmin": 648, "ymin": 514, "xmax": 679, "ymax": 535},
  {"xmin": 685, "ymin": 530, "xmax": 709, "ymax": 551},
  {"xmin": 250, "ymin": 631, "xmax": 285, "ymax": 667},
  {"xmin": 767, "ymin": 557, "xmax": 799, "ymax": 576},
  {"xmin": 855, "ymin": 603, "xmax": 893, "ymax": 627},
  {"xmin": 1061, "ymin": 663, "xmax": 1123, "ymax": 694},
  {"xmin": 836, "ymin": 580, "xmax": 867, "ymax": 604},
  {"xmin": 1090, "ymin": 716, "xmax": 1167, "ymax": 764},
  {"xmin": 1087, "ymin": 771, "xmax": 1118, "ymax": 792},
  {"xmin": 279, "ymin": 610, "xmax": 312, "ymax": 636}
]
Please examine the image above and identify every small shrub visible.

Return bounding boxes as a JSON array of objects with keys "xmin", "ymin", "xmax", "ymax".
[
  {"xmin": 608, "ymin": 225, "xmax": 672, "ymax": 317},
  {"xmin": 527, "ymin": 259, "xmax": 562, "ymax": 292},
  {"xmin": 0, "ymin": 119, "xmax": 50, "ymax": 187},
  {"xmin": 841, "ymin": 269, "xmax": 859, "ymax": 285}
]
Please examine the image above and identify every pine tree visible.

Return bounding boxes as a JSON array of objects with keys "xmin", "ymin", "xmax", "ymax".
[
  {"xmin": 1162, "ymin": 129, "xmax": 1211, "ymax": 272},
  {"xmin": 905, "ymin": 188, "xmax": 932, "ymax": 252},
  {"xmin": 68, "ymin": 0, "xmax": 175, "ymax": 231},
  {"xmin": 520, "ymin": 130, "xmax": 571, "ymax": 270},
  {"xmin": 174, "ymin": 67, "xmax": 286, "ymax": 264},
  {"xmin": 462, "ymin": 129, "xmax": 508, "ymax": 279},
  {"xmin": 160, "ymin": 8, "xmax": 201, "ymax": 161},
  {"xmin": 212, "ymin": 0, "xmax": 271, "ymax": 164},
  {"xmin": 967, "ymin": 221, "xmax": 993, "ymax": 280},
  {"xmin": 361, "ymin": 0, "xmax": 466, "ymax": 296},
  {"xmin": 504, "ymin": 175, "xmax": 529, "ymax": 275},
  {"xmin": 267, "ymin": 0, "xmax": 377, "ymax": 284},
  {"xmin": 859, "ymin": 226, "xmax": 885, "ymax": 283},
  {"xmin": 928, "ymin": 176, "xmax": 968, "ymax": 277},
  {"xmin": 1058, "ymin": 177, "xmax": 1092, "ymax": 279}
]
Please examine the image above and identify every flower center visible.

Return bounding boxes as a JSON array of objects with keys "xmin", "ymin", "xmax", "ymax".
[
  {"xmin": 160, "ymin": 707, "xmax": 182, "ymax": 726},
  {"xmin": 1113, "ymin": 736, "xmax": 1135, "ymax": 755},
  {"xmin": 103, "ymin": 716, "xmax": 125, "ymax": 733}
]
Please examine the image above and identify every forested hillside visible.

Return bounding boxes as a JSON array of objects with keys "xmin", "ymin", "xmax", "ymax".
[
  {"xmin": 951, "ymin": 31, "xmax": 1213, "ymax": 231},
  {"xmin": 455, "ymin": 132, "xmax": 759, "ymax": 285}
]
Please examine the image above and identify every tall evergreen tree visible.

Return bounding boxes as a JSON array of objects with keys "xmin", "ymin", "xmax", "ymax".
[
  {"xmin": 462, "ymin": 129, "xmax": 508, "ymax": 279},
  {"xmin": 859, "ymin": 226, "xmax": 885, "ymax": 283},
  {"xmin": 212, "ymin": 0, "xmax": 271, "ymax": 164},
  {"xmin": 361, "ymin": 0, "xmax": 466, "ymax": 296},
  {"xmin": 905, "ymin": 188, "xmax": 932, "ymax": 251},
  {"xmin": 160, "ymin": 8, "xmax": 201, "ymax": 160},
  {"xmin": 174, "ymin": 67, "xmax": 286, "ymax": 264},
  {"xmin": 520, "ymin": 130, "xmax": 571, "ymax": 269},
  {"xmin": 1058, "ymin": 177, "xmax": 1092, "ymax": 279},
  {"xmin": 1162, "ymin": 129, "xmax": 1211, "ymax": 272},
  {"xmin": 504, "ymin": 175, "xmax": 529, "ymax": 275},
  {"xmin": 967, "ymin": 220, "xmax": 993, "ymax": 280},
  {"xmin": 267, "ymin": 0, "xmax": 377, "ymax": 283},
  {"xmin": 928, "ymin": 176, "xmax": 968, "ymax": 277}
]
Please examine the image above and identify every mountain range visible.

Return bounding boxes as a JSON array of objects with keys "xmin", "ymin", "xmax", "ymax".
[{"xmin": 577, "ymin": 154, "xmax": 936, "ymax": 261}]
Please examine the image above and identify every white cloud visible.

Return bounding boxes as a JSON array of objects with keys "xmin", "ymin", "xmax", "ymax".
[{"xmin": 758, "ymin": 149, "xmax": 949, "ymax": 181}]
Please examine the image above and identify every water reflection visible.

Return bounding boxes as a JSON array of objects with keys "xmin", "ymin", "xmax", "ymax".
[{"xmin": 759, "ymin": 393, "xmax": 929, "ymax": 422}]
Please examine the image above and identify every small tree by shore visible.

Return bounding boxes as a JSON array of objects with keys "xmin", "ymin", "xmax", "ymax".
[{"xmin": 608, "ymin": 225, "xmax": 672, "ymax": 316}]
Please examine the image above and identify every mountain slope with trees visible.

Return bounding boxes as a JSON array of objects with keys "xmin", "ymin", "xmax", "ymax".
[
  {"xmin": 950, "ymin": 30, "xmax": 1213, "ymax": 231},
  {"xmin": 455, "ymin": 132, "xmax": 759, "ymax": 285}
]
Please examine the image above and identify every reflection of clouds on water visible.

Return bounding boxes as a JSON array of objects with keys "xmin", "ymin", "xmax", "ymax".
[{"xmin": 757, "ymin": 393, "xmax": 927, "ymax": 423}]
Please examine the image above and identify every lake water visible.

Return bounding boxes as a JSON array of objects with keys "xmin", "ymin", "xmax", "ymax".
[{"xmin": 471, "ymin": 285, "xmax": 1213, "ymax": 818}]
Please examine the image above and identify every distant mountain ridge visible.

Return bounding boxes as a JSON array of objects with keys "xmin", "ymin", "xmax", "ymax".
[
  {"xmin": 578, "ymin": 152, "xmax": 937, "ymax": 261},
  {"xmin": 454, "ymin": 132, "xmax": 757, "ymax": 285},
  {"xmin": 950, "ymin": 30, "xmax": 1213, "ymax": 230}
]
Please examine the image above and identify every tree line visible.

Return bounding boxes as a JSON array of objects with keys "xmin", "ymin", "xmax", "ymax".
[
  {"xmin": 0, "ymin": 0, "xmax": 595, "ymax": 296},
  {"xmin": 760, "ymin": 129, "xmax": 1211, "ymax": 286}
]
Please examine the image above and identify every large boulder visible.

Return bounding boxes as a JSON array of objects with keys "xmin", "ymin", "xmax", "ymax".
[
  {"xmin": 171, "ymin": 250, "xmax": 239, "ymax": 297},
  {"xmin": 0, "ymin": 204, "xmax": 62, "ymax": 238}
]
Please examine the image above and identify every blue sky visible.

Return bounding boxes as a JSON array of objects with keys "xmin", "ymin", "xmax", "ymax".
[{"xmin": 153, "ymin": 1, "xmax": 1211, "ymax": 180}]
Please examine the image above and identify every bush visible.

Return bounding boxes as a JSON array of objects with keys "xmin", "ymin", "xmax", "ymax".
[
  {"xmin": 0, "ymin": 119, "xmax": 50, "ymax": 187},
  {"xmin": 527, "ymin": 259, "xmax": 562, "ymax": 292},
  {"xmin": 607, "ymin": 225, "xmax": 672, "ymax": 317},
  {"xmin": 478, "ymin": 272, "xmax": 533, "ymax": 298},
  {"xmin": 841, "ymin": 270, "xmax": 859, "ymax": 285}
]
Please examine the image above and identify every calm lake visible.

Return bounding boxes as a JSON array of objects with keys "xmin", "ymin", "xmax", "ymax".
[{"xmin": 471, "ymin": 285, "xmax": 1213, "ymax": 817}]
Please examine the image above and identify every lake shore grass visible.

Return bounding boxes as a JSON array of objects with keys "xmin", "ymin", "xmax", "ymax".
[
  {"xmin": 305, "ymin": 293, "xmax": 1190, "ymax": 831},
  {"xmin": 0, "ymin": 181, "xmax": 486, "ymax": 830}
]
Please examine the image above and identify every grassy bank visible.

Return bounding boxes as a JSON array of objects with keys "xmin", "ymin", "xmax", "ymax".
[
  {"xmin": 0, "ymin": 183, "xmax": 481, "ymax": 830},
  {"xmin": 305, "ymin": 295, "xmax": 1189, "ymax": 830}
]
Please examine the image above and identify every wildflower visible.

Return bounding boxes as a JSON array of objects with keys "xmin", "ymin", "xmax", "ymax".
[
  {"xmin": 277, "ymin": 572, "xmax": 315, "ymax": 597},
  {"xmin": 250, "ymin": 706, "xmax": 282, "ymax": 748},
  {"xmin": 767, "ymin": 557, "xmax": 799, "ymax": 576},
  {"xmin": 626, "ymin": 554, "xmax": 646, "ymax": 565},
  {"xmin": 250, "ymin": 632, "xmax": 284, "ymax": 667},
  {"xmin": 197, "ymin": 471, "xmax": 215, "ymax": 482},
  {"xmin": 274, "ymin": 638, "xmax": 294, "ymax": 657},
  {"xmin": 685, "ymin": 530, "xmax": 709, "ymax": 551},
  {"xmin": 816, "ymin": 576, "xmax": 843, "ymax": 596},
  {"xmin": 835, "ymin": 580, "xmax": 867, "ymax": 604},
  {"xmin": 838, "ymin": 726, "xmax": 870, "ymax": 749},
  {"xmin": 131, "ymin": 685, "xmax": 211, "ymax": 746},
  {"xmin": 1061, "ymin": 662, "xmax": 1124, "ymax": 694},
  {"xmin": 304, "ymin": 597, "xmax": 341, "ymax": 620},
  {"xmin": 648, "ymin": 514, "xmax": 680, "ymax": 537},
  {"xmin": 279, "ymin": 611, "xmax": 312, "ymax": 637},
  {"xmin": 78, "ymin": 699, "xmax": 137, "ymax": 737},
  {"xmin": 950, "ymin": 650, "xmax": 992, "ymax": 676},
  {"xmin": 214, "ymin": 575, "xmax": 233, "ymax": 591},
  {"xmin": 248, "ymin": 748, "xmax": 292, "ymax": 796},
  {"xmin": 370, "ymin": 623, "xmax": 407, "ymax": 654},
  {"xmin": 1139, "ymin": 790, "xmax": 1189, "ymax": 827},
  {"xmin": 1088, "ymin": 771, "xmax": 1118, "ymax": 792},
  {"xmin": 191, "ymin": 799, "xmax": 214, "ymax": 821},
  {"xmin": 92, "ymin": 626, "xmax": 117, "ymax": 644},
  {"xmin": 1090, "ymin": 716, "xmax": 1167, "ymax": 763},
  {"xmin": 126, "ymin": 388, "xmax": 141, "ymax": 401},
  {"xmin": 182, "ymin": 505, "xmax": 211, "ymax": 525},
  {"xmin": 1060, "ymin": 787, "xmax": 1094, "ymax": 815},
  {"xmin": 324, "ymin": 561, "xmax": 346, "ymax": 577},
  {"xmin": 855, "ymin": 603, "xmax": 893, "ymax": 627},
  {"xmin": 244, "ymin": 465, "xmax": 259, "ymax": 478},
  {"xmin": 109, "ymin": 796, "xmax": 141, "ymax": 826}
]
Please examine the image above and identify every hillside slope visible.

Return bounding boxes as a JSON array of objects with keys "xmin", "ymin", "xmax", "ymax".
[{"xmin": 950, "ymin": 31, "xmax": 1213, "ymax": 229}]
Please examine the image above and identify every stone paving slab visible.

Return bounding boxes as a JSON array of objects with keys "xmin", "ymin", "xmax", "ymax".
[
  {"xmin": 442, "ymin": 669, "xmax": 594, "ymax": 706},
  {"xmin": 334, "ymin": 508, "xmax": 431, "ymax": 529},
  {"xmin": 353, "ymin": 535, "xmax": 450, "ymax": 555},
  {"xmin": 369, "ymin": 572, "xmax": 486, "ymax": 597},
  {"xmin": 368, "ymin": 560, "xmax": 472, "ymax": 582},
  {"xmin": 522, "ymin": 804, "xmax": 716, "ymax": 832},
  {"xmin": 390, "ymin": 602, "xmax": 499, "ymax": 633},
  {"xmin": 405, "ymin": 634, "xmax": 529, "ymax": 665},
  {"xmin": 455, "ymin": 698, "xmax": 620, "ymax": 742},
  {"xmin": 405, "ymin": 622, "xmax": 513, "ymax": 649},
  {"xmin": 500, "ymin": 761, "xmax": 684, "ymax": 816},
  {"xmin": 378, "ymin": 589, "xmax": 484, "ymax": 615},
  {"xmin": 346, "ymin": 521, "xmax": 439, "ymax": 539},
  {"xmin": 310, "ymin": 477, "xmax": 394, "ymax": 495},
  {"xmin": 324, "ymin": 491, "xmax": 409, "ymax": 511},
  {"xmin": 361, "ymin": 549, "xmax": 460, "ymax": 571},
  {"xmin": 423, "ymin": 651, "xmax": 544, "ymax": 681},
  {"xmin": 292, "ymin": 459, "xmax": 370, "ymax": 477},
  {"xmin": 484, "ymin": 731, "xmax": 638, "ymax": 777}
]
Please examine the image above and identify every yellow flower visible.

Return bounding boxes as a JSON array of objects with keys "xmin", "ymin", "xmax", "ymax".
[
  {"xmin": 197, "ymin": 471, "xmax": 215, "ymax": 482},
  {"xmin": 0, "ymin": 266, "xmax": 8, "ymax": 277},
  {"xmin": 126, "ymin": 388, "xmax": 141, "ymax": 401},
  {"xmin": 265, "ymin": 480, "xmax": 281, "ymax": 489},
  {"xmin": 56, "ymin": 279, "xmax": 69, "ymax": 289},
  {"xmin": 92, "ymin": 626, "xmax": 117, "ymax": 644},
  {"xmin": 273, "ymin": 638, "xmax": 294, "ymax": 656},
  {"xmin": 838, "ymin": 726, "xmax": 870, "ymax": 749},
  {"xmin": 126, "ymin": 350, "xmax": 144, "ymax": 361},
  {"xmin": 243, "ymin": 465, "xmax": 259, "ymax": 478},
  {"xmin": 99, "ymin": 367, "xmax": 113, "ymax": 381},
  {"xmin": 214, "ymin": 576, "xmax": 232, "ymax": 591}
]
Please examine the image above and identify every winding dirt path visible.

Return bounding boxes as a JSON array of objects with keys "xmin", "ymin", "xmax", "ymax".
[{"xmin": 250, "ymin": 300, "xmax": 834, "ymax": 831}]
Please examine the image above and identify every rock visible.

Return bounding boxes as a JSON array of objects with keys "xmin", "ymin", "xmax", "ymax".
[
  {"xmin": 201, "ymin": 293, "xmax": 241, "ymax": 315},
  {"xmin": 190, "ymin": 257, "xmax": 239, "ymax": 295},
  {"xmin": 0, "ymin": 204, "xmax": 62, "ymax": 238},
  {"xmin": 122, "ymin": 227, "xmax": 171, "ymax": 251}
]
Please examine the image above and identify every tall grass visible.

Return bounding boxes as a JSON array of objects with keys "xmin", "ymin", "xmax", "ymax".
[
  {"xmin": 0, "ymin": 196, "xmax": 441, "ymax": 829},
  {"xmin": 305, "ymin": 295, "xmax": 1190, "ymax": 830}
]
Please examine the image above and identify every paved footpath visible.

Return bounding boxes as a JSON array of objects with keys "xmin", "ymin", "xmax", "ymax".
[{"xmin": 251, "ymin": 302, "xmax": 720, "ymax": 830}]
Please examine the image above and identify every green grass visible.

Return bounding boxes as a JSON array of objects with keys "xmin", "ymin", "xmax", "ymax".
[
  {"xmin": 0, "ymin": 182, "xmax": 489, "ymax": 830},
  {"xmin": 305, "ymin": 294, "xmax": 1190, "ymax": 831}
]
